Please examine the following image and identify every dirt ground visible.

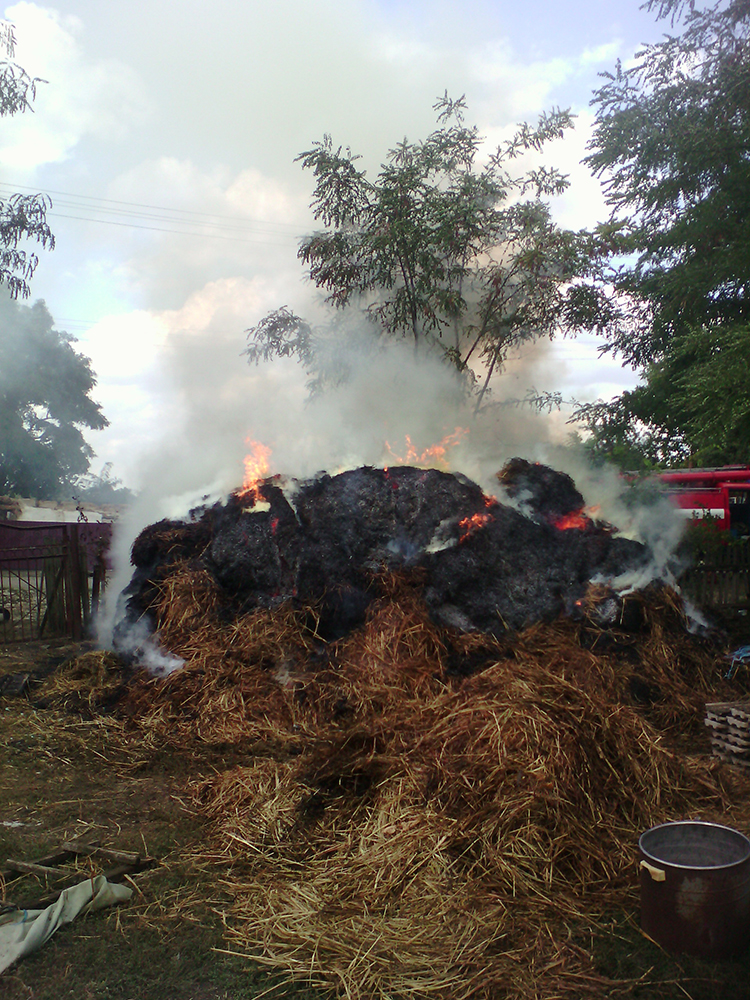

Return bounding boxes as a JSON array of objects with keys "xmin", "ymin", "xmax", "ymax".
[
  {"xmin": 1, "ymin": 637, "xmax": 750, "ymax": 1000},
  {"xmin": 0, "ymin": 639, "xmax": 325, "ymax": 1000}
]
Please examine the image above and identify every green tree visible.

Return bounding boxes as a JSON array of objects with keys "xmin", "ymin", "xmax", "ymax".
[
  {"xmin": 73, "ymin": 462, "xmax": 135, "ymax": 505},
  {"xmin": 247, "ymin": 95, "xmax": 605, "ymax": 408},
  {"xmin": 577, "ymin": 321, "xmax": 750, "ymax": 468},
  {"xmin": 0, "ymin": 20, "xmax": 54, "ymax": 299},
  {"xmin": 575, "ymin": 0, "xmax": 750, "ymax": 466},
  {"xmin": 586, "ymin": 0, "xmax": 750, "ymax": 364},
  {"xmin": 0, "ymin": 298, "xmax": 108, "ymax": 498}
]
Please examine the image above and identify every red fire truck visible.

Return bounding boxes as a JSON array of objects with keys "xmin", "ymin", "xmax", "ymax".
[{"xmin": 657, "ymin": 466, "xmax": 750, "ymax": 537}]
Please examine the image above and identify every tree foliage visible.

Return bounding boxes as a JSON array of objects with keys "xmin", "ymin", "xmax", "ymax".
[
  {"xmin": 247, "ymin": 96, "xmax": 604, "ymax": 406},
  {"xmin": 0, "ymin": 298, "xmax": 108, "ymax": 498},
  {"xmin": 586, "ymin": 0, "xmax": 750, "ymax": 364},
  {"xmin": 575, "ymin": 321, "xmax": 750, "ymax": 468},
  {"xmin": 575, "ymin": 0, "xmax": 750, "ymax": 466},
  {"xmin": 73, "ymin": 462, "xmax": 135, "ymax": 505},
  {"xmin": 0, "ymin": 20, "xmax": 54, "ymax": 299}
]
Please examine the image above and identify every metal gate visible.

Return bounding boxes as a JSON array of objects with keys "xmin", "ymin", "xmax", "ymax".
[{"xmin": 0, "ymin": 522, "xmax": 110, "ymax": 642}]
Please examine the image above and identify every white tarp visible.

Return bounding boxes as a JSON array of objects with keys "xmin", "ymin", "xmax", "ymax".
[{"xmin": 0, "ymin": 875, "xmax": 132, "ymax": 973}]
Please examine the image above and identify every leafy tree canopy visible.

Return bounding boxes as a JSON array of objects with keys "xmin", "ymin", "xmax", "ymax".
[
  {"xmin": 0, "ymin": 20, "xmax": 54, "ymax": 299},
  {"xmin": 573, "ymin": 0, "xmax": 750, "ymax": 467},
  {"xmin": 247, "ymin": 95, "xmax": 608, "ymax": 407},
  {"xmin": 586, "ymin": 0, "xmax": 750, "ymax": 365},
  {"xmin": 575, "ymin": 321, "xmax": 750, "ymax": 468},
  {"xmin": 73, "ymin": 462, "xmax": 135, "ymax": 505},
  {"xmin": 0, "ymin": 297, "xmax": 108, "ymax": 498}
]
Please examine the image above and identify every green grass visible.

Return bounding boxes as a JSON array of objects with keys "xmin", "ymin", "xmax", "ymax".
[{"xmin": 588, "ymin": 910, "xmax": 750, "ymax": 1000}]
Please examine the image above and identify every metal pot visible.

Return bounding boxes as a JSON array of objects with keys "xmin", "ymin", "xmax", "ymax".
[{"xmin": 639, "ymin": 820, "xmax": 750, "ymax": 959}]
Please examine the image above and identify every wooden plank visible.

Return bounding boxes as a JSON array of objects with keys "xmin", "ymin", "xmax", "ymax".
[
  {"xmin": 0, "ymin": 848, "xmax": 157, "ymax": 911},
  {"xmin": 5, "ymin": 859, "xmax": 70, "ymax": 878},
  {"xmin": 0, "ymin": 848, "xmax": 76, "ymax": 881},
  {"xmin": 7, "ymin": 858, "xmax": 156, "ymax": 910},
  {"xmin": 61, "ymin": 840, "xmax": 141, "ymax": 865}
]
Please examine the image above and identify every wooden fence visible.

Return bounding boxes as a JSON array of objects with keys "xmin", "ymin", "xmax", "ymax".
[
  {"xmin": 0, "ymin": 522, "xmax": 112, "ymax": 642},
  {"xmin": 680, "ymin": 542, "xmax": 750, "ymax": 609}
]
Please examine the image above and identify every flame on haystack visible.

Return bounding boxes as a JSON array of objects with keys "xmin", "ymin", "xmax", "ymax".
[
  {"xmin": 554, "ymin": 505, "xmax": 601, "ymax": 531},
  {"xmin": 384, "ymin": 427, "xmax": 468, "ymax": 469},
  {"xmin": 459, "ymin": 512, "xmax": 493, "ymax": 542},
  {"xmin": 240, "ymin": 439, "xmax": 272, "ymax": 506}
]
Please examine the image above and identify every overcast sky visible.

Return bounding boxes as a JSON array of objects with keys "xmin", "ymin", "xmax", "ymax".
[{"xmin": 1, "ymin": 0, "xmax": 671, "ymax": 493}]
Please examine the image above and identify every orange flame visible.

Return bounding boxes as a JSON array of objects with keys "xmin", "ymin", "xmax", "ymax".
[
  {"xmin": 458, "ymin": 511, "xmax": 492, "ymax": 542},
  {"xmin": 554, "ymin": 504, "xmax": 602, "ymax": 531},
  {"xmin": 241, "ymin": 439, "xmax": 272, "ymax": 502},
  {"xmin": 384, "ymin": 427, "xmax": 468, "ymax": 469},
  {"xmin": 554, "ymin": 508, "xmax": 590, "ymax": 531}
]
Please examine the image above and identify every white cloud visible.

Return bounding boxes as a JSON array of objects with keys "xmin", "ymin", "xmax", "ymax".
[
  {"xmin": 579, "ymin": 41, "xmax": 620, "ymax": 67},
  {"xmin": 2, "ymin": 0, "xmax": 659, "ymax": 493},
  {"xmin": 542, "ymin": 110, "xmax": 608, "ymax": 230},
  {"xmin": 88, "ymin": 158, "xmax": 310, "ymax": 310},
  {"xmin": 0, "ymin": 2, "xmax": 149, "ymax": 176},
  {"xmin": 471, "ymin": 36, "xmax": 624, "ymax": 123}
]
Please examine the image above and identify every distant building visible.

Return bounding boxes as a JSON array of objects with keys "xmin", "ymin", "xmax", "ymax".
[{"xmin": 0, "ymin": 496, "xmax": 124, "ymax": 524}]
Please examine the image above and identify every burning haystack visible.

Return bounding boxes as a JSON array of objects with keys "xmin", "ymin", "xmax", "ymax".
[
  {"xmin": 115, "ymin": 459, "xmax": 651, "ymax": 653},
  {"xmin": 110, "ymin": 460, "xmax": 749, "ymax": 1000}
]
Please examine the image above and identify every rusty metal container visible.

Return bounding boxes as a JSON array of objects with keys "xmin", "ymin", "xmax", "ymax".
[{"xmin": 639, "ymin": 821, "xmax": 750, "ymax": 959}]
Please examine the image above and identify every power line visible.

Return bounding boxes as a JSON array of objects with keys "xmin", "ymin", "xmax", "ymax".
[
  {"xmin": 47, "ymin": 210, "xmax": 298, "ymax": 246},
  {"xmin": 0, "ymin": 181, "xmax": 306, "ymax": 244},
  {"xmin": 47, "ymin": 199, "xmax": 296, "ymax": 236},
  {"xmin": 0, "ymin": 180, "xmax": 305, "ymax": 233}
]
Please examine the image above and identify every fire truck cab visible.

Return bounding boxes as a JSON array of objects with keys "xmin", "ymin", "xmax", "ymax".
[{"xmin": 657, "ymin": 467, "xmax": 750, "ymax": 537}]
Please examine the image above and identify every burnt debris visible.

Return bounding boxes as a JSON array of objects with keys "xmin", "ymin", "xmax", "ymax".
[
  {"xmin": 497, "ymin": 457, "xmax": 584, "ymax": 525},
  {"xmin": 114, "ymin": 461, "xmax": 655, "ymax": 655}
]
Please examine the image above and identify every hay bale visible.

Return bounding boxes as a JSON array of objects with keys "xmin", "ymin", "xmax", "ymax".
[{"xmin": 193, "ymin": 659, "xmax": 735, "ymax": 1000}]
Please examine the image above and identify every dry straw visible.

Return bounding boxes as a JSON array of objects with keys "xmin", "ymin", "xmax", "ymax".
[
  {"xmin": 82, "ymin": 566, "xmax": 750, "ymax": 998},
  {"xmin": 39, "ymin": 649, "xmax": 126, "ymax": 714}
]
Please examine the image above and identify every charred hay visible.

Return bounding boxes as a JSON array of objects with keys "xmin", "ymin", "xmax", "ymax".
[{"xmin": 115, "ymin": 463, "xmax": 652, "ymax": 650}]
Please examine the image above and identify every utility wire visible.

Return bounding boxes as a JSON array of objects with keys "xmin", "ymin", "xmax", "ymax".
[
  {"xmin": 0, "ymin": 181, "xmax": 306, "ymax": 243},
  {"xmin": 47, "ymin": 200, "xmax": 297, "ymax": 235},
  {"xmin": 47, "ymin": 211, "xmax": 299, "ymax": 245},
  {"xmin": 0, "ymin": 180, "xmax": 304, "ymax": 230}
]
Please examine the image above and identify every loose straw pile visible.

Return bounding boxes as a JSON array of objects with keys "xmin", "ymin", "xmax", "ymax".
[{"xmin": 106, "ymin": 565, "xmax": 749, "ymax": 998}]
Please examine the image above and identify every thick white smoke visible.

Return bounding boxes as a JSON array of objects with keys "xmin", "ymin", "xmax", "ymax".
[
  {"xmin": 542, "ymin": 445, "xmax": 687, "ymax": 589},
  {"xmin": 97, "ymin": 310, "xmax": 686, "ymax": 654}
]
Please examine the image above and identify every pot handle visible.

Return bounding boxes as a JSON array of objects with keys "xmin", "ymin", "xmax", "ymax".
[{"xmin": 640, "ymin": 860, "xmax": 666, "ymax": 882}]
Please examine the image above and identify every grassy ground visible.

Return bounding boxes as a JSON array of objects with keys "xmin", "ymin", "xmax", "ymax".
[
  {"xmin": 583, "ymin": 910, "xmax": 750, "ymax": 1000},
  {"xmin": 2, "ymin": 638, "xmax": 750, "ymax": 999},
  {"xmin": 0, "ymin": 639, "xmax": 327, "ymax": 1000}
]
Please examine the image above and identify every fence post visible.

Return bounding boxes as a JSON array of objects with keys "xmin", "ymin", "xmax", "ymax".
[
  {"xmin": 42, "ymin": 557, "xmax": 66, "ymax": 635},
  {"xmin": 63, "ymin": 525, "xmax": 84, "ymax": 640}
]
